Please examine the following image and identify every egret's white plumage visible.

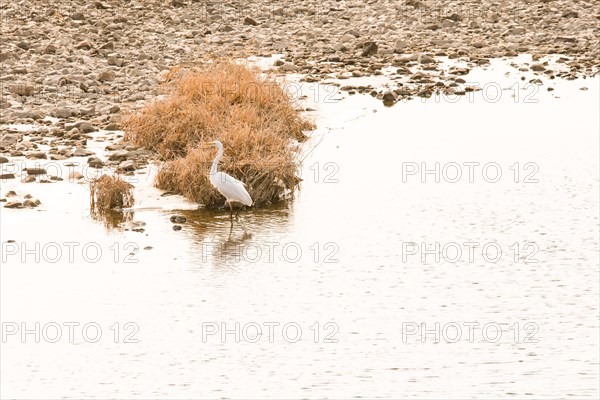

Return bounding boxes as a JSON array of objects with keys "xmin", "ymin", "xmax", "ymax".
[
  {"xmin": 209, "ymin": 171, "xmax": 252, "ymax": 206},
  {"xmin": 206, "ymin": 140, "xmax": 252, "ymax": 207},
  {"xmin": 202, "ymin": 140, "xmax": 252, "ymax": 228}
]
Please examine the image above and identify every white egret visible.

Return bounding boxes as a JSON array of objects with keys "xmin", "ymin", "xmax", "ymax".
[{"xmin": 201, "ymin": 140, "xmax": 252, "ymax": 225}]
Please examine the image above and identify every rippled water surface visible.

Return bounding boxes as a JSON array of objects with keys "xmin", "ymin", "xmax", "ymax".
[{"xmin": 1, "ymin": 59, "xmax": 599, "ymax": 399}]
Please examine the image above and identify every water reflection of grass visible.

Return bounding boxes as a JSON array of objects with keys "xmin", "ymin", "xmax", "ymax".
[
  {"xmin": 173, "ymin": 202, "xmax": 294, "ymax": 267},
  {"xmin": 94, "ymin": 209, "xmax": 136, "ymax": 230},
  {"xmin": 90, "ymin": 175, "xmax": 136, "ymax": 229}
]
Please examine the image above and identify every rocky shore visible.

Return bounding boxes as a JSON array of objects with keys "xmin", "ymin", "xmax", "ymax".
[{"xmin": 1, "ymin": 0, "xmax": 598, "ymax": 172}]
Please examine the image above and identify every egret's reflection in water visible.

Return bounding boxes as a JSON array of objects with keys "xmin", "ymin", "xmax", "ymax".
[{"xmin": 179, "ymin": 202, "xmax": 294, "ymax": 267}]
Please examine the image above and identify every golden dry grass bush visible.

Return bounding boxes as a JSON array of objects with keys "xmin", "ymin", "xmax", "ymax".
[
  {"xmin": 90, "ymin": 175, "xmax": 135, "ymax": 216},
  {"xmin": 122, "ymin": 62, "xmax": 315, "ymax": 207}
]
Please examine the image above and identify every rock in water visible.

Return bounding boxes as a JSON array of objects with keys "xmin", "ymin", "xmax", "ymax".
[
  {"xmin": 23, "ymin": 198, "xmax": 41, "ymax": 207},
  {"xmin": 24, "ymin": 168, "xmax": 47, "ymax": 175},
  {"xmin": 170, "ymin": 215, "xmax": 187, "ymax": 223},
  {"xmin": 382, "ymin": 91, "xmax": 397, "ymax": 106}
]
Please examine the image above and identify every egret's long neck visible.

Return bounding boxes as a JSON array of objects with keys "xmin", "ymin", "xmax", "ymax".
[{"xmin": 210, "ymin": 146, "xmax": 223, "ymax": 175}]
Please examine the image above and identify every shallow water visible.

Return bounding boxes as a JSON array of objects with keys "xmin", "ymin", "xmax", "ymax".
[{"xmin": 1, "ymin": 58, "xmax": 599, "ymax": 399}]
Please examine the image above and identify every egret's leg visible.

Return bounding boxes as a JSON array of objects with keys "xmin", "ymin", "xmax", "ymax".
[
  {"xmin": 234, "ymin": 204, "xmax": 244, "ymax": 222},
  {"xmin": 235, "ymin": 205, "xmax": 249, "ymax": 234},
  {"xmin": 228, "ymin": 201, "xmax": 233, "ymax": 226}
]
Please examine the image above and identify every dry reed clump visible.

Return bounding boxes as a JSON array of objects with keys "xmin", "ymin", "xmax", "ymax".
[
  {"xmin": 122, "ymin": 62, "xmax": 314, "ymax": 207},
  {"xmin": 90, "ymin": 175, "xmax": 135, "ymax": 217}
]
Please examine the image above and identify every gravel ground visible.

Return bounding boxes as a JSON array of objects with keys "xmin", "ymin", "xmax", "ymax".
[{"xmin": 0, "ymin": 0, "xmax": 598, "ymax": 165}]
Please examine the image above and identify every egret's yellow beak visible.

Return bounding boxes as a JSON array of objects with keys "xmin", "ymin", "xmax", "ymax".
[{"xmin": 200, "ymin": 141, "xmax": 215, "ymax": 147}]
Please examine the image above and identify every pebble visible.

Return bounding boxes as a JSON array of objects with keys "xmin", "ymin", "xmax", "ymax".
[
  {"xmin": 98, "ymin": 70, "xmax": 116, "ymax": 82},
  {"xmin": 50, "ymin": 107, "xmax": 73, "ymax": 118},
  {"xmin": 23, "ymin": 198, "xmax": 41, "ymax": 207},
  {"xmin": 382, "ymin": 91, "xmax": 397, "ymax": 103},
  {"xmin": 108, "ymin": 150, "xmax": 130, "ymax": 161},
  {"xmin": 118, "ymin": 160, "xmax": 136, "ymax": 172},
  {"xmin": 75, "ymin": 40, "xmax": 92, "ymax": 50},
  {"xmin": 10, "ymin": 85, "xmax": 35, "ymax": 96},
  {"xmin": 170, "ymin": 215, "xmax": 187, "ymax": 223},
  {"xmin": 531, "ymin": 64, "xmax": 547, "ymax": 71},
  {"xmin": 24, "ymin": 168, "xmax": 47, "ymax": 175},
  {"xmin": 88, "ymin": 157, "xmax": 104, "ymax": 168},
  {"xmin": 73, "ymin": 148, "xmax": 95, "ymax": 157},
  {"xmin": 361, "ymin": 42, "xmax": 378, "ymax": 56},
  {"xmin": 26, "ymin": 152, "xmax": 46, "ymax": 160},
  {"xmin": 78, "ymin": 123, "xmax": 96, "ymax": 133},
  {"xmin": 243, "ymin": 16, "xmax": 258, "ymax": 26},
  {"xmin": 280, "ymin": 63, "xmax": 298, "ymax": 72},
  {"xmin": 69, "ymin": 171, "xmax": 84, "ymax": 180}
]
